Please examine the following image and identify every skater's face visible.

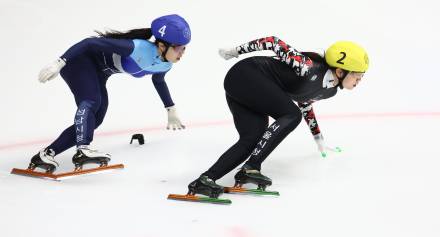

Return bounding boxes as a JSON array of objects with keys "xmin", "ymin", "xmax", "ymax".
[
  {"xmin": 166, "ymin": 45, "xmax": 186, "ymax": 63},
  {"xmin": 157, "ymin": 42, "xmax": 186, "ymax": 63},
  {"xmin": 342, "ymin": 72, "xmax": 364, "ymax": 90}
]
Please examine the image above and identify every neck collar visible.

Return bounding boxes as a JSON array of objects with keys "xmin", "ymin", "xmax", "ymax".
[{"xmin": 322, "ymin": 69, "xmax": 337, "ymax": 89}]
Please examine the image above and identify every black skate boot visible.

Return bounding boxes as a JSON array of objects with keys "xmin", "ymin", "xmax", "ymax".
[
  {"xmin": 72, "ymin": 146, "xmax": 111, "ymax": 171},
  {"xmin": 28, "ymin": 148, "xmax": 59, "ymax": 173},
  {"xmin": 234, "ymin": 164, "xmax": 272, "ymax": 191},
  {"xmin": 188, "ymin": 175, "xmax": 224, "ymax": 198}
]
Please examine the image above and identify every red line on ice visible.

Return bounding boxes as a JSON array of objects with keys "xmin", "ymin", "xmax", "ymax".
[{"xmin": 1, "ymin": 111, "xmax": 439, "ymax": 151}]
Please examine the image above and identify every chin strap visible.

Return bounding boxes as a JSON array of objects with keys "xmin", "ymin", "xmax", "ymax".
[
  {"xmin": 336, "ymin": 70, "xmax": 349, "ymax": 89},
  {"xmin": 162, "ymin": 46, "xmax": 170, "ymax": 62},
  {"xmin": 157, "ymin": 40, "xmax": 171, "ymax": 62},
  {"xmin": 162, "ymin": 41, "xmax": 171, "ymax": 62}
]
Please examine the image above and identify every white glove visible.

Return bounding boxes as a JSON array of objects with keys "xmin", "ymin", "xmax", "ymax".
[
  {"xmin": 313, "ymin": 133, "xmax": 342, "ymax": 158},
  {"xmin": 38, "ymin": 58, "xmax": 66, "ymax": 83},
  {"xmin": 166, "ymin": 105, "xmax": 185, "ymax": 130},
  {"xmin": 218, "ymin": 47, "xmax": 239, "ymax": 60}
]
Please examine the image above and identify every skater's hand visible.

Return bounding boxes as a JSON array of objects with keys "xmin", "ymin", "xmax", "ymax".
[
  {"xmin": 38, "ymin": 58, "xmax": 66, "ymax": 83},
  {"xmin": 166, "ymin": 105, "xmax": 185, "ymax": 130},
  {"xmin": 218, "ymin": 47, "xmax": 239, "ymax": 60},
  {"xmin": 314, "ymin": 134, "xmax": 342, "ymax": 158}
]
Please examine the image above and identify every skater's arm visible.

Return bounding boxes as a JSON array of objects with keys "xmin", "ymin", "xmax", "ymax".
[
  {"xmin": 61, "ymin": 38, "xmax": 134, "ymax": 62},
  {"xmin": 298, "ymin": 101, "xmax": 341, "ymax": 157},
  {"xmin": 298, "ymin": 102, "xmax": 321, "ymax": 136},
  {"xmin": 236, "ymin": 36, "xmax": 313, "ymax": 72},
  {"xmin": 152, "ymin": 73, "xmax": 185, "ymax": 130},
  {"xmin": 152, "ymin": 72, "xmax": 175, "ymax": 108}
]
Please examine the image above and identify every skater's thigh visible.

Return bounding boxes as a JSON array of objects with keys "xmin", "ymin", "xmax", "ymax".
[
  {"xmin": 226, "ymin": 95, "xmax": 268, "ymax": 140},
  {"xmin": 224, "ymin": 60, "xmax": 297, "ymax": 119},
  {"xmin": 60, "ymin": 56, "xmax": 103, "ymax": 106}
]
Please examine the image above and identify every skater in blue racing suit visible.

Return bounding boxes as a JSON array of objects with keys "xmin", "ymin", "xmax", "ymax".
[{"xmin": 28, "ymin": 14, "xmax": 191, "ymax": 173}]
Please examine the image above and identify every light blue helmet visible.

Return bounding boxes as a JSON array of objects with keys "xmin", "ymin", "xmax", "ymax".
[{"xmin": 151, "ymin": 14, "xmax": 191, "ymax": 45}]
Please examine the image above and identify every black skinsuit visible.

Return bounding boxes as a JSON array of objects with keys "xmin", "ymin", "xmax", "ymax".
[{"xmin": 203, "ymin": 36, "xmax": 339, "ymax": 180}]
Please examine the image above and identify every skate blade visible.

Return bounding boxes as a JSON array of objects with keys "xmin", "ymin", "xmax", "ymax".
[
  {"xmin": 167, "ymin": 194, "xmax": 232, "ymax": 205},
  {"xmin": 10, "ymin": 168, "xmax": 58, "ymax": 180},
  {"xmin": 56, "ymin": 164, "xmax": 124, "ymax": 180},
  {"xmin": 224, "ymin": 187, "xmax": 280, "ymax": 196},
  {"xmin": 10, "ymin": 164, "xmax": 124, "ymax": 181}
]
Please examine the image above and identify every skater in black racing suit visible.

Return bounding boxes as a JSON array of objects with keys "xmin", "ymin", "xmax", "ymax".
[{"xmin": 188, "ymin": 36, "xmax": 369, "ymax": 198}]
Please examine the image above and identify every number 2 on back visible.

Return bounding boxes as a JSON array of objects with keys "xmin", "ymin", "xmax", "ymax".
[{"xmin": 337, "ymin": 52, "xmax": 346, "ymax": 65}]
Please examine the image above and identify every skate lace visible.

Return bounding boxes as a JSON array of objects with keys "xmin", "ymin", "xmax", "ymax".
[
  {"xmin": 77, "ymin": 145, "xmax": 99, "ymax": 153},
  {"xmin": 41, "ymin": 149, "xmax": 59, "ymax": 166},
  {"xmin": 86, "ymin": 149, "xmax": 98, "ymax": 154},
  {"xmin": 202, "ymin": 177, "xmax": 223, "ymax": 189},
  {"xmin": 79, "ymin": 147, "xmax": 99, "ymax": 153},
  {"xmin": 244, "ymin": 169, "xmax": 260, "ymax": 174},
  {"xmin": 201, "ymin": 176, "xmax": 216, "ymax": 185},
  {"xmin": 79, "ymin": 147, "xmax": 110, "ymax": 157}
]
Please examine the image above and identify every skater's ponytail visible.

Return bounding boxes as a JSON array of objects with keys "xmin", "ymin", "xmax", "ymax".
[
  {"xmin": 301, "ymin": 52, "xmax": 325, "ymax": 63},
  {"xmin": 94, "ymin": 28, "xmax": 153, "ymax": 40}
]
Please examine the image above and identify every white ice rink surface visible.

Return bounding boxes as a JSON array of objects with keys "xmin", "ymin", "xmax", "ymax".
[{"xmin": 1, "ymin": 0, "xmax": 440, "ymax": 237}]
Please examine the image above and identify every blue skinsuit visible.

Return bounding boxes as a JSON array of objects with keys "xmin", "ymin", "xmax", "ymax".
[{"xmin": 47, "ymin": 38, "xmax": 175, "ymax": 155}]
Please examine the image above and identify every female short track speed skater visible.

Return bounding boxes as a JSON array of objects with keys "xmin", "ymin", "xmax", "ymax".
[
  {"xmin": 29, "ymin": 14, "xmax": 191, "ymax": 173},
  {"xmin": 188, "ymin": 36, "xmax": 369, "ymax": 198}
]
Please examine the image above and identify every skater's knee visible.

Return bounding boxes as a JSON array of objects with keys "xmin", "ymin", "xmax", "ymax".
[
  {"xmin": 278, "ymin": 111, "xmax": 302, "ymax": 131},
  {"xmin": 95, "ymin": 114, "xmax": 105, "ymax": 128},
  {"xmin": 94, "ymin": 101, "xmax": 108, "ymax": 128},
  {"xmin": 78, "ymin": 99, "xmax": 101, "ymax": 113},
  {"xmin": 237, "ymin": 136, "xmax": 261, "ymax": 152}
]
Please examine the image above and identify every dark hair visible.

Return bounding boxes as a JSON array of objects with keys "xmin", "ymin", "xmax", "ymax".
[
  {"xmin": 301, "ymin": 51, "xmax": 347, "ymax": 88},
  {"xmin": 95, "ymin": 28, "xmax": 153, "ymax": 40},
  {"xmin": 94, "ymin": 28, "xmax": 171, "ymax": 47},
  {"xmin": 301, "ymin": 52, "xmax": 325, "ymax": 63}
]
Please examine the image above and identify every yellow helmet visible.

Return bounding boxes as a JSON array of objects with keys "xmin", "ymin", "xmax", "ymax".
[{"xmin": 325, "ymin": 41, "xmax": 369, "ymax": 73}]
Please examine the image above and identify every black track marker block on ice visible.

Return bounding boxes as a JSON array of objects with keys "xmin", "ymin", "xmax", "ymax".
[{"xmin": 130, "ymin": 134, "xmax": 145, "ymax": 145}]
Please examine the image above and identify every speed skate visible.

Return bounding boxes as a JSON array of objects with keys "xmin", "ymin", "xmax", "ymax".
[{"xmin": 11, "ymin": 163, "xmax": 124, "ymax": 181}]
